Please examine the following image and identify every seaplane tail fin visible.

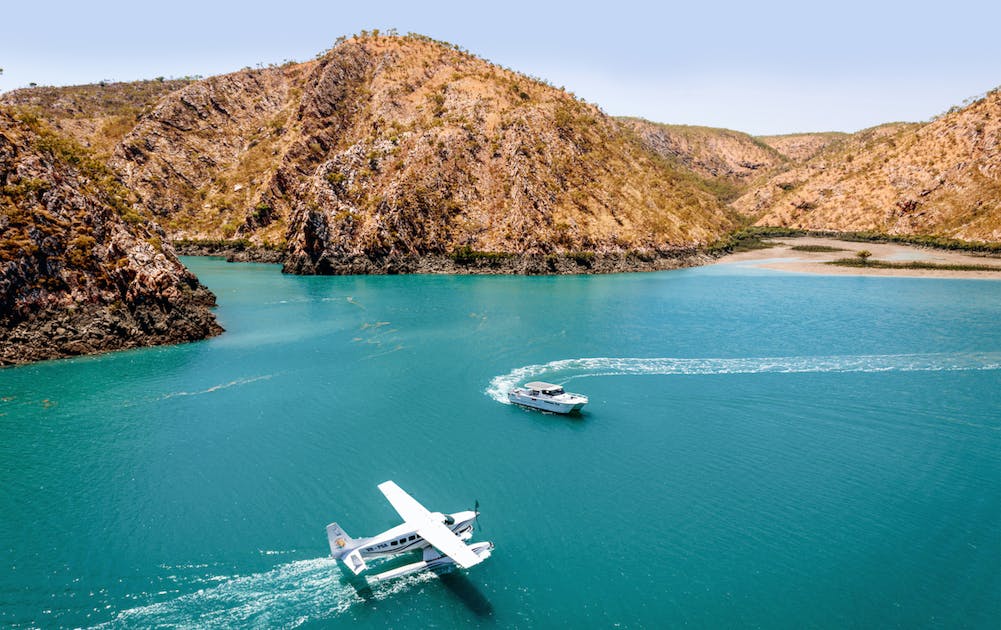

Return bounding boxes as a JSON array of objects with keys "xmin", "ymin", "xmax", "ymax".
[{"xmin": 326, "ymin": 522, "xmax": 356, "ymax": 558}]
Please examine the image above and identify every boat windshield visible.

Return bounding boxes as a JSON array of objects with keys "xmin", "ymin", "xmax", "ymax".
[{"xmin": 544, "ymin": 388, "xmax": 564, "ymax": 395}]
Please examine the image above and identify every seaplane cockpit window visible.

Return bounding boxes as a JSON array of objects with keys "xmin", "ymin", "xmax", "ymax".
[{"xmin": 443, "ymin": 515, "xmax": 455, "ymax": 525}]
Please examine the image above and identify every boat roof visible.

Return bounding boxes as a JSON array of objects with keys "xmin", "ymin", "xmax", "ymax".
[{"xmin": 524, "ymin": 381, "xmax": 562, "ymax": 390}]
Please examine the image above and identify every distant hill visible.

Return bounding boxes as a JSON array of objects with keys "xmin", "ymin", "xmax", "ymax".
[
  {"xmin": 734, "ymin": 90, "xmax": 1001, "ymax": 242},
  {"xmin": 756, "ymin": 132, "xmax": 848, "ymax": 162},
  {"xmin": 620, "ymin": 117, "xmax": 787, "ymax": 198},
  {"xmin": 105, "ymin": 34, "xmax": 736, "ymax": 272},
  {"xmin": 0, "ymin": 79, "xmax": 193, "ymax": 162},
  {"xmin": 0, "ymin": 108, "xmax": 220, "ymax": 365}
]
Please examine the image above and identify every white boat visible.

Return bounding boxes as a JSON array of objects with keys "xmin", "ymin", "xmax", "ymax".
[{"xmin": 507, "ymin": 381, "xmax": 588, "ymax": 414}]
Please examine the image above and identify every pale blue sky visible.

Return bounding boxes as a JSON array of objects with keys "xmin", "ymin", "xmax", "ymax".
[{"xmin": 1, "ymin": 0, "xmax": 998, "ymax": 135}]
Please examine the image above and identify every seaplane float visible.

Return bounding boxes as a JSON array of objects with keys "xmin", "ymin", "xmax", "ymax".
[
  {"xmin": 507, "ymin": 381, "xmax": 588, "ymax": 414},
  {"xmin": 326, "ymin": 481, "xmax": 493, "ymax": 581}
]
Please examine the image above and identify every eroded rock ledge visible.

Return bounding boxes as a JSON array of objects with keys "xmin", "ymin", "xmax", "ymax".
[{"xmin": 1, "ymin": 109, "xmax": 222, "ymax": 366}]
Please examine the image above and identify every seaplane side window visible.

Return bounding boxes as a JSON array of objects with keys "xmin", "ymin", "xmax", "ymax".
[
  {"xmin": 391, "ymin": 540, "xmax": 398, "ymax": 546},
  {"xmin": 399, "ymin": 538, "xmax": 407, "ymax": 545},
  {"xmin": 408, "ymin": 535, "xmax": 416, "ymax": 541}
]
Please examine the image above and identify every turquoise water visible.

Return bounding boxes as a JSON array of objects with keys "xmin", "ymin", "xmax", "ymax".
[{"xmin": 2, "ymin": 257, "xmax": 1000, "ymax": 628}]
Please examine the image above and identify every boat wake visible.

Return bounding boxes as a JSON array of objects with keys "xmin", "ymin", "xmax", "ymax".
[
  {"xmin": 99, "ymin": 556, "xmax": 437, "ymax": 628},
  {"xmin": 160, "ymin": 375, "xmax": 274, "ymax": 399},
  {"xmin": 486, "ymin": 352, "xmax": 1001, "ymax": 403}
]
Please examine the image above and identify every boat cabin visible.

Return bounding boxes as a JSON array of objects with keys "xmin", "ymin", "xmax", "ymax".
[{"xmin": 524, "ymin": 381, "xmax": 565, "ymax": 396}]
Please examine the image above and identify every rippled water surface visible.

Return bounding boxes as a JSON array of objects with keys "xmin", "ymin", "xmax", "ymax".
[{"xmin": 2, "ymin": 258, "xmax": 1000, "ymax": 628}]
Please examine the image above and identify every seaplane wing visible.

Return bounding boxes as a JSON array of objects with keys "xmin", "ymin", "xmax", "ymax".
[
  {"xmin": 378, "ymin": 480, "xmax": 434, "ymax": 522},
  {"xmin": 377, "ymin": 481, "xmax": 483, "ymax": 569},
  {"xmin": 413, "ymin": 520, "xmax": 483, "ymax": 569}
]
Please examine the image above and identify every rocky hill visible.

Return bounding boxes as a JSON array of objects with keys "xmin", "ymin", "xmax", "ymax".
[
  {"xmin": 0, "ymin": 79, "xmax": 193, "ymax": 163},
  {"xmin": 734, "ymin": 89, "xmax": 1001, "ymax": 242},
  {"xmin": 108, "ymin": 34, "xmax": 736, "ymax": 271},
  {"xmin": 620, "ymin": 117, "xmax": 787, "ymax": 197},
  {"xmin": 0, "ymin": 108, "xmax": 221, "ymax": 365},
  {"xmin": 756, "ymin": 132, "xmax": 847, "ymax": 162}
]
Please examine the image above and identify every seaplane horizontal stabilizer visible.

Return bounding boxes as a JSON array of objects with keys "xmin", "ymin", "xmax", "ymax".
[{"xmin": 343, "ymin": 548, "xmax": 368, "ymax": 574}]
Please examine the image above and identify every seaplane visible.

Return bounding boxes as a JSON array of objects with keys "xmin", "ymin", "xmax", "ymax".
[{"xmin": 326, "ymin": 481, "xmax": 493, "ymax": 581}]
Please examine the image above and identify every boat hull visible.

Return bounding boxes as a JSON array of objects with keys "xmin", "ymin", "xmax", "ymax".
[{"xmin": 507, "ymin": 390, "xmax": 587, "ymax": 414}]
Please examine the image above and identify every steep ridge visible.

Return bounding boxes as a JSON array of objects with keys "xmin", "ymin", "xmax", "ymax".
[
  {"xmin": 110, "ymin": 64, "xmax": 314, "ymax": 247},
  {"xmin": 735, "ymin": 89, "xmax": 1001, "ymax": 241},
  {"xmin": 620, "ymin": 117, "xmax": 787, "ymax": 196},
  {"xmin": 0, "ymin": 109, "xmax": 221, "ymax": 365},
  {"xmin": 110, "ymin": 34, "xmax": 736, "ymax": 272}
]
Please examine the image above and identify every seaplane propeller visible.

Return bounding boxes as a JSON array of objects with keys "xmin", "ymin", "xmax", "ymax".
[{"xmin": 474, "ymin": 499, "xmax": 482, "ymax": 532}]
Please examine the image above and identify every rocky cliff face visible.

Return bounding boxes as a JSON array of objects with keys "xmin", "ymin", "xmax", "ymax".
[
  {"xmin": 735, "ymin": 91, "xmax": 1001, "ymax": 241},
  {"xmin": 0, "ymin": 109, "xmax": 221, "ymax": 365},
  {"xmin": 110, "ymin": 65, "xmax": 312, "ymax": 246},
  {"xmin": 620, "ymin": 118, "xmax": 787, "ymax": 195},
  {"xmin": 110, "ymin": 35, "xmax": 737, "ymax": 272}
]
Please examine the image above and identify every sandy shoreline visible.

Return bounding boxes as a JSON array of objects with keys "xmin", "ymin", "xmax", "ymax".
[{"xmin": 713, "ymin": 236, "xmax": 1001, "ymax": 280}]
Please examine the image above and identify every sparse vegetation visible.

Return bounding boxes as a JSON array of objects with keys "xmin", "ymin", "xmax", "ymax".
[
  {"xmin": 708, "ymin": 226, "xmax": 797, "ymax": 254},
  {"xmin": 789, "ymin": 245, "xmax": 846, "ymax": 252},
  {"xmin": 568, "ymin": 251, "xmax": 595, "ymax": 267},
  {"xmin": 722, "ymin": 228, "xmax": 1001, "ymax": 256},
  {"xmin": 449, "ymin": 246, "xmax": 516, "ymax": 265},
  {"xmin": 6, "ymin": 110, "xmax": 143, "ymax": 223},
  {"xmin": 827, "ymin": 259, "xmax": 1001, "ymax": 272}
]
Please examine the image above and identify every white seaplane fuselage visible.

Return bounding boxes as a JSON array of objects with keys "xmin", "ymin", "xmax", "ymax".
[
  {"xmin": 350, "ymin": 510, "xmax": 476, "ymax": 559},
  {"xmin": 327, "ymin": 481, "xmax": 493, "ymax": 581}
]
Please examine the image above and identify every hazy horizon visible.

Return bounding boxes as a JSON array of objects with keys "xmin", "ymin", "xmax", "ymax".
[{"xmin": 1, "ymin": 0, "xmax": 998, "ymax": 136}]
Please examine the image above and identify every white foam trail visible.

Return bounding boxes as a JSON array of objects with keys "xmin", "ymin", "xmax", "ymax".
[
  {"xmin": 486, "ymin": 353, "xmax": 1001, "ymax": 403},
  {"xmin": 161, "ymin": 375, "xmax": 273, "ymax": 399},
  {"xmin": 97, "ymin": 557, "xmax": 438, "ymax": 629}
]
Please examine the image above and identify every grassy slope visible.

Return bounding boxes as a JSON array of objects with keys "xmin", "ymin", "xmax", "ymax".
[
  {"xmin": 619, "ymin": 117, "xmax": 788, "ymax": 200},
  {"xmin": 0, "ymin": 79, "xmax": 193, "ymax": 162},
  {"xmin": 735, "ymin": 89, "xmax": 1001, "ymax": 243}
]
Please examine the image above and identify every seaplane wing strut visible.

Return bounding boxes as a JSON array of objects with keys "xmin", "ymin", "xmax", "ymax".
[{"xmin": 377, "ymin": 481, "xmax": 483, "ymax": 569}]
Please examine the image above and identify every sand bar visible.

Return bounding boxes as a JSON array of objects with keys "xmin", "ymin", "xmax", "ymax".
[{"xmin": 714, "ymin": 236, "xmax": 1001, "ymax": 280}]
